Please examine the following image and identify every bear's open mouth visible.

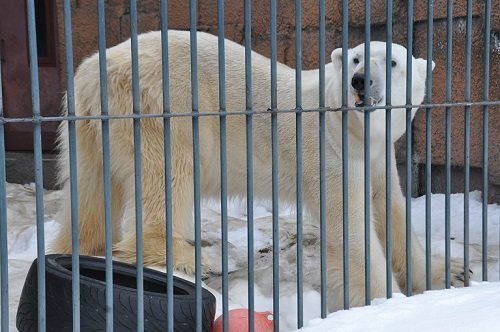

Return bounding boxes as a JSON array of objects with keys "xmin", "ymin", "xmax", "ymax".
[{"xmin": 354, "ymin": 94, "xmax": 382, "ymax": 108}]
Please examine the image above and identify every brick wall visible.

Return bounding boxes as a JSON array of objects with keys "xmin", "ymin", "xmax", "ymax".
[{"xmin": 55, "ymin": 0, "xmax": 500, "ymax": 200}]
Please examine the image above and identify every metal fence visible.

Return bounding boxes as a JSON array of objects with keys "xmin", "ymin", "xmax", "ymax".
[{"xmin": 0, "ymin": 0, "xmax": 497, "ymax": 331}]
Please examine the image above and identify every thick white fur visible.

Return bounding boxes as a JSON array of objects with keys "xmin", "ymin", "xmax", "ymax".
[{"xmin": 52, "ymin": 31, "xmax": 464, "ymax": 311}]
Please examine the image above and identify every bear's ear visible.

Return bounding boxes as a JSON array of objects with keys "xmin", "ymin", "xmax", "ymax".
[
  {"xmin": 416, "ymin": 58, "xmax": 435, "ymax": 76},
  {"xmin": 331, "ymin": 47, "xmax": 343, "ymax": 65}
]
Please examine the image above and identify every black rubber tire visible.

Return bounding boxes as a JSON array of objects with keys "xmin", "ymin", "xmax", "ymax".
[{"xmin": 16, "ymin": 254, "xmax": 216, "ymax": 332}]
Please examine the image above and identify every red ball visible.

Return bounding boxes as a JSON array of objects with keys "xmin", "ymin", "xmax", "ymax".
[{"xmin": 213, "ymin": 309, "xmax": 274, "ymax": 332}]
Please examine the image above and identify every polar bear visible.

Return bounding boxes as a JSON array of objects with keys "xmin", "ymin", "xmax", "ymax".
[{"xmin": 52, "ymin": 30, "xmax": 465, "ymax": 311}]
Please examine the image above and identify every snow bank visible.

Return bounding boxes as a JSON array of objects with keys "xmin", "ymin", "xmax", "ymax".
[{"xmin": 299, "ymin": 282, "xmax": 500, "ymax": 332}]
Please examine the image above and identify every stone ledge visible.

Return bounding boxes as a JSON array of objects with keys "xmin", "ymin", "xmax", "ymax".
[{"xmin": 6, "ymin": 152, "xmax": 59, "ymax": 190}]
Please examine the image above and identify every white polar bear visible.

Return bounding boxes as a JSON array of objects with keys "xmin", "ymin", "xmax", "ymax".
[{"xmin": 52, "ymin": 30, "xmax": 465, "ymax": 311}]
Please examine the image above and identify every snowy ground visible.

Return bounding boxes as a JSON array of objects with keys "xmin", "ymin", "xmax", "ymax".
[
  {"xmin": 2, "ymin": 183, "xmax": 500, "ymax": 331},
  {"xmin": 300, "ymin": 282, "xmax": 500, "ymax": 331}
]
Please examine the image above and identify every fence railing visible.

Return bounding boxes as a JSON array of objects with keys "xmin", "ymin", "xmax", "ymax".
[{"xmin": 0, "ymin": 0, "xmax": 497, "ymax": 331}]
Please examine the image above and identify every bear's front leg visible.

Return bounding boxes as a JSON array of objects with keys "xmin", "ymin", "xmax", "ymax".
[
  {"xmin": 371, "ymin": 153, "xmax": 466, "ymax": 294},
  {"xmin": 325, "ymin": 186, "xmax": 400, "ymax": 312},
  {"xmin": 371, "ymin": 152, "xmax": 427, "ymax": 294}
]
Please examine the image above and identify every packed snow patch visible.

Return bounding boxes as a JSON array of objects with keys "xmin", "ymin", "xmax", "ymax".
[{"xmin": 298, "ymin": 282, "xmax": 500, "ymax": 332}]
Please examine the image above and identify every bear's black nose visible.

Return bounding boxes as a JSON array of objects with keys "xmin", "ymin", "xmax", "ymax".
[{"xmin": 351, "ymin": 73, "xmax": 373, "ymax": 91}]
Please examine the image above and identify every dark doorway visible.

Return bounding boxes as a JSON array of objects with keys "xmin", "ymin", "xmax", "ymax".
[{"xmin": 0, "ymin": 0, "xmax": 61, "ymax": 151}]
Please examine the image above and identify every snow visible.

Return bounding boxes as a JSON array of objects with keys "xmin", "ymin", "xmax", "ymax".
[
  {"xmin": 299, "ymin": 282, "xmax": 500, "ymax": 332},
  {"xmin": 2, "ymin": 184, "xmax": 63, "ymax": 331},
  {"xmin": 2, "ymin": 183, "xmax": 500, "ymax": 331},
  {"xmin": 411, "ymin": 191, "xmax": 500, "ymax": 279}
]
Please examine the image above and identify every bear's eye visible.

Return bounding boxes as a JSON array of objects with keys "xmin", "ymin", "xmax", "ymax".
[
  {"xmin": 391, "ymin": 60, "xmax": 397, "ymax": 67},
  {"xmin": 353, "ymin": 58, "xmax": 359, "ymax": 64}
]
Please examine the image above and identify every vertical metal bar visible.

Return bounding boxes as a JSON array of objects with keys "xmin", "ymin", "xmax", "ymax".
[
  {"xmin": 129, "ymin": 0, "xmax": 144, "ymax": 329},
  {"xmin": 217, "ymin": 1, "xmax": 229, "ymax": 331},
  {"xmin": 319, "ymin": 0, "xmax": 327, "ymax": 319},
  {"xmin": 0, "ymin": 32, "xmax": 8, "ymax": 332},
  {"xmin": 295, "ymin": 0, "xmax": 304, "ymax": 328},
  {"xmin": 425, "ymin": 0, "xmax": 434, "ymax": 291},
  {"xmin": 464, "ymin": 0, "xmax": 472, "ymax": 286},
  {"xmin": 295, "ymin": 0, "xmax": 302, "ymax": 111},
  {"xmin": 97, "ymin": 1, "xmax": 114, "ymax": 330},
  {"xmin": 318, "ymin": 0, "xmax": 325, "ymax": 109},
  {"xmin": 341, "ymin": 0, "xmax": 349, "ymax": 310},
  {"xmin": 481, "ymin": 0, "xmax": 491, "ymax": 282},
  {"xmin": 444, "ymin": 0, "xmax": 453, "ymax": 289},
  {"xmin": 244, "ymin": 1, "xmax": 255, "ymax": 331},
  {"xmin": 160, "ymin": 1, "xmax": 173, "ymax": 330},
  {"xmin": 363, "ymin": 0, "xmax": 371, "ymax": 307},
  {"xmin": 405, "ymin": 0, "xmax": 414, "ymax": 297},
  {"xmin": 463, "ymin": 0, "xmax": 472, "ymax": 287},
  {"xmin": 270, "ymin": 1, "xmax": 279, "ymax": 330},
  {"xmin": 62, "ymin": 1, "xmax": 80, "ymax": 330},
  {"xmin": 189, "ymin": 1, "xmax": 202, "ymax": 330},
  {"xmin": 26, "ymin": 1, "xmax": 46, "ymax": 330},
  {"xmin": 319, "ymin": 113, "xmax": 326, "ymax": 317},
  {"xmin": 385, "ymin": 0, "xmax": 393, "ymax": 299}
]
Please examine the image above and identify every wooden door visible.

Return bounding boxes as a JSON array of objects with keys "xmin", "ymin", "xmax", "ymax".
[{"xmin": 0, "ymin": 0, "xmax": 61, "ymax": 151}]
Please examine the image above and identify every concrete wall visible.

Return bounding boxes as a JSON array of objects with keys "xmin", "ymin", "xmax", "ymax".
[{"xmin": 53, "ymin": 0, "xmax": 499, "ymax": 199}]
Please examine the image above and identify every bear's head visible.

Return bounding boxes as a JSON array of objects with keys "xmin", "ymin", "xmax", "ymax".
[{"xmin": 328, "ymin": 42, "xmax": 435, "ymax": 143}]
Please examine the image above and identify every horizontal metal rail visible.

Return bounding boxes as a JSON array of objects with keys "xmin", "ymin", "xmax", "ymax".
[
  {"xmin": 0, "ymin": 0, "xmax": 497, "ymax": 330},
  {"xmin": 1, "ymin": 101, "xmax": 498, "ymax": 123}
]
